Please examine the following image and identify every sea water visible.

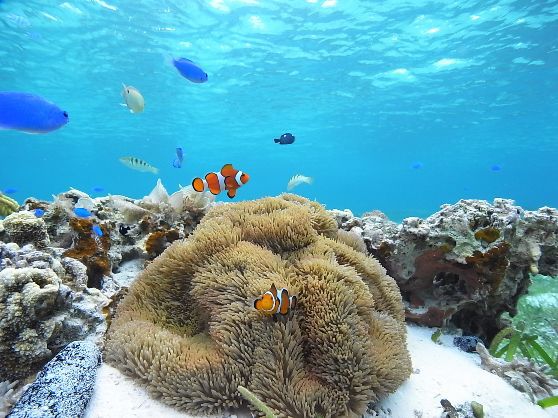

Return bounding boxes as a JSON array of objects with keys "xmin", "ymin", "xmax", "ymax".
[{"xmin": 0, "ymin": 0, "xmax": 557, "ymax": 220}]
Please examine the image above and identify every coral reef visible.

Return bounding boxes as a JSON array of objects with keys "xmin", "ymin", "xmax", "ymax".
[
  {"xmin": 476, "ymin": 342, "xmax": 558, "ymax": 402},
  {"xmin": 7, "ymin": 341, "xmax": 101, "ymax": 418},
  {"xmin": 105, "ymin": 195, "xmax": 411, "ymax": 417},
  {"xmin": 331, "ymin": 199, "xmax": 558, "ymax": 341},
  {"xmin": 0, "ymin": 246, "xmax": 108, "ymax": 381},
  {"xmin": 2, "ymin": 211, "xmax": 49, "ymax": 248},
  {"xmin": 0, "ymin": 193, "xmax": 19, "ymax": 218}
]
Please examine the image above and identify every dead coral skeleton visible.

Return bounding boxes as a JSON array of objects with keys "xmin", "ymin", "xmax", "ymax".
[{"xmin": 476, "ymin": 342, "xmax": 558, "ymax": 402}]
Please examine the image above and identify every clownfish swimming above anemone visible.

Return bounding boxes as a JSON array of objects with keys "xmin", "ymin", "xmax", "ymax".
[
  {"xmin": 253, "ymin": 283, "xmax": 297, "ymax": 319},
  {"xmin": 192, "ymin": 163, "xmax": 249, "ymax": 198}
]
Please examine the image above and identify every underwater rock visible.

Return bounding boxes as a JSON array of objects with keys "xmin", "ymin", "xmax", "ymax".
[
  {"xmin": 3, "ymin": 211, "xmax": 50, "ymax": 248},
  {"xmin": 7, "ymin": 341, "xmax": 101, "ymax": 418},
  {"xmin": 105, "ymin": 195, "xmax": 411, "ymax": 417},
  {"xmin": 330, "ymin": 199, "xmax": 558, "ymax": 342},
  {"xmin": 0, "ymin": 263, "xmax": 108, "ymax": 382}
]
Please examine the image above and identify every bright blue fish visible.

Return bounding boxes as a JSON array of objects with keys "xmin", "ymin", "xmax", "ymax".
[
  {"xmin": 0, "ymin": 92, "xmax": 69, "ymax": 133},
  {"xmin": 411, "ymin": 162, "xmax": 424, "ymax": 170},
  {"xmin": 33, "ymin": 208, "xmax": 45, "ymax": 218},
  {"xmin": 172, "ymin": 147, "xmax": 184, "ymax": 168},
  {"xmin": 172, "ymin": 58, "xmax": 208, "ymax": 83},
  {"xmin": 73, "ymin": 207, "xmax": 92, "ymax": 218},
  {"xmin": 491, "ymin": 164, "xmax": 502, "ymax": 172},
  {"xmin": 2, "ymin": 188, "xmax": 18, "ymax": 195},
  {"xmin": 91, "ymin": 186, "xmax": 104, "ymax": 193},
  {"xmin": 92, "ymin": 224, "xmax": 103, "ymax": 237}
]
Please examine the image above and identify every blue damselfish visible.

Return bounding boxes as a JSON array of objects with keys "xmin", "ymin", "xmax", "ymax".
[
  {"xmin": 172, "ymin": 58, "xmax": 208, "ymax": 83},
  {"xmin": 0, "ymin": 92, "xmax": 69, "ymax": 133}
]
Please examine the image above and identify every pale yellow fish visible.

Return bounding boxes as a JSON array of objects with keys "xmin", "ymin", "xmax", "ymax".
[
  {"xmin": 121, "ymin": 83, "xmax": 145, "ymax": 113},
  {"xmin": 287, "ymin": 174, "xmax": 313, "ymax": 191},
  {"xmin": 119, "ymin": 157, "xmax": 158, "ymax": 174}
]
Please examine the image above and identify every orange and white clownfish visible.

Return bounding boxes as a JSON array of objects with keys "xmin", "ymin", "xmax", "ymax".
[
  {"xmin": 191, "ymin": 163, "xmax": 249, "ymax": 199},
  {"xmin": 253, "ymin": 283, "xmax": 297, "ymax": 318}
]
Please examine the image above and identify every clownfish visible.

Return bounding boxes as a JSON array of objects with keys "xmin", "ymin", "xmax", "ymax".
[
  {"xmin": 192, "ymin": 163, "xmax": 249, "ymax": 199},
  {"xmin": 253, "ymin": 283, "xmax": 297, "ymax": 318}
]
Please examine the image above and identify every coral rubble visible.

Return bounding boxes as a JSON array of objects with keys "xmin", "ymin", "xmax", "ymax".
[
  {"xmin": 105, "ymin": 195, "xmax": 411, "ymax": 417},
  {"xmin": 331, "ymin": 199, "xmax": 558, "ymax": 341}
]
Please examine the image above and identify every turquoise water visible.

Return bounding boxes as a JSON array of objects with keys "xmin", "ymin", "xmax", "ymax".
[{"xmin": 1, "ymin": 0, "xmax": 557, "ymax": 220}]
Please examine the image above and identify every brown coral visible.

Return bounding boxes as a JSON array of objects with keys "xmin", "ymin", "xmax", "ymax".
[
  {"xmin": 145, "ymin": 229, "xmax": 179, "ymax": 259},
  {"xmin": 474, "ymin": 227, "xmax": 501, "ymax": 244},
  {"xmin": 105, "ymin": 195, "xmax": 411, "ymax": 417},
  {"xmin": 63, "ymin": 218, "xmax": 110, "ymax": 289}
]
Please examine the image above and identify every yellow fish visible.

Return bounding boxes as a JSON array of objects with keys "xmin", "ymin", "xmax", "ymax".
[
  {"xmin": 121, "ymin": 83, "xmax": 145, "ymax": 113},
  {"xmin": 119, "ymin": 157, "xmax": 158, "ymax": 174}
]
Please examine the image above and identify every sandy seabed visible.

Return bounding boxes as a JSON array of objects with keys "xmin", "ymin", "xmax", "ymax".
[{"xmin": 84, "ymin": 325, "xmax": 558, "ymax": 418}]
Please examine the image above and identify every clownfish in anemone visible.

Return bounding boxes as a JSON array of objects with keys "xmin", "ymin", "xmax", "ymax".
[
  {"xmin": 192, "ymin": 163, "xmax": 249, "ymax": 198},
  {"xmin": 253, "ymin": 283, "xmax": 297, "ymax": 319}
]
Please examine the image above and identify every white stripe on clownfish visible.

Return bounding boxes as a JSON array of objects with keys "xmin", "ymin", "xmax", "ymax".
[{"xmin": 235, "ymin": 170, "xmax": 243, "ymax": 185}]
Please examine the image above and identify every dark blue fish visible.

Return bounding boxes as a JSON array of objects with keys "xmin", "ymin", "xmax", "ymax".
[
  {"xmin": 172, "ymin": 58, "xmax": 208, "ymax": 83},
  {"xmin": 411, "ymin": 162, "xmax": 424, "ymax": 170},
  {"xmin": 491, "ymin": 164, "xmax": 502, "ymax": 172},
  {"xmin": 33, "ymin": 208, "xmax": 45, "ymax": 218},
  {"xmin": 172, "ymin": 147, "xmax": 184, "ymax": 168},
  {"xmin": 91, "ymin": 186, "xmax": 104, "ymax": 193},
  {"xmin": 2, "ymin": 187, "xmax": 18, "ymax": 195},
  {"xmin": 0, "ymin": 92, "xmax": 69, "ymax": 133},
  {"xmin": 73, "ymin": 207, "xmax": 92, "ymax": 218},
  {"xmin": 274, "ymin": 133, "xmax": 295, "ymax": 145},
  {"xmin": 92, "ymin": 224, "xmax": 103, "ymax": 237}
]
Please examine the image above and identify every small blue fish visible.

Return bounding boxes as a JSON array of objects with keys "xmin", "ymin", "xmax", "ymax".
[
  {"xmin": 411, "ymin": 162, "xmax": 424, "ymax": 170},
  {"xmin": 0, "ymin": 92, "xmax": 69, "ymax": 133},
  {"xmin": 92, "ymin": 224, "xmax": 103, "ymax": 237},
  {"xmin": 172, "ymin": 147, "xmax": 184, "ymax": 168},
  {"xmin": 491, "ymin": 164, "xmax": 502, "ymax": 172},
  {"xmin": 33, "ymin": 208, "xmax": 45, "ymax": 218},
  {"xmin": 172, "ymin": 58, "xmax": 208, "ymax": 83},
  {"xmin": 2, "ymin": 187, "xmax": 18, "ymax": 195},
  {"xmin": 73, "ymin": 207, "xmax": 92, "ymax": 218},
  {"xmin": 91, "ymin": 186, "xmax": 104, "ymax": 193}
]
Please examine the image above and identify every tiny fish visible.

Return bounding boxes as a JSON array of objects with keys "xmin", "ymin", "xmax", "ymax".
[
  {"xmin": 0, "ymin": 92, "xmax": 69, "ymax": 133},
  {"xmin": 91, "ymin": 186, "xmax": 104, "ymax": 193},
  {"xmin": 491, "ymin": 164, "xmax": 502, "ymax": 172},
  {"xmin": 254, "ymin": 283, "xmax": 297, "ymax": 318},
  {"xmin": 119, "ymin": 157, "xmax": 159, "ymax": 174},
  {"xmin": 33, "ymin": 208, "xmax": 45, "ymax": 218},
  {"xmin": 172, "ymin": 58, "xmax": 208, "ymax": 83},
  {"xmin": 411, "ymin": 161, "xmax": 424, "ymax": 170},
  {"xmin": 192, "ymin": 163, "xmax": 249, "ymax": 199},
  {"xmin": 287, "ymin": 174, "xmax": 313, "ymax": 191},
  {"xmin": 121, "ymin": 84, "xmax": 145, "ymax": 113},
  {"xmin": 172, "ymin": 147, "xmax": 184, "ymax": 168},
  {"xmin": 74, "ymin": 207, "xmax": 92, "ymax": 218},
  {"xmin": 2, "ymin": 188, "xmax": 17, "ymax": 195},
  {"xmin": 274, "ymin": 133, "xmax": 295, "ymax": 145},
  {"xmin": 92, "ymin": 224, "xmax": 103, "ymax": 237}
]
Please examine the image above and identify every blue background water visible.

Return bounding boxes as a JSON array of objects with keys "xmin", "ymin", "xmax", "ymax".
[{"xmin": 1, "ymin": 0, "xmax": 557, "ymax": 221}]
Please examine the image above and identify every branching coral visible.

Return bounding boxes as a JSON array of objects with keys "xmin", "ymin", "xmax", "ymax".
[
  {"xmin": 476, "ymin": 342, "xmax": 558, "ymax": 402},
  {"xmin": 106, "ymin": 194, "xmax": 411, "ymax": 417}
]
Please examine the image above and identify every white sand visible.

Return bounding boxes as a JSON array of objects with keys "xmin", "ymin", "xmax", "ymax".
[{"xmin": 85, "ymin": 324, "xmax": 558, "ymax": 418}]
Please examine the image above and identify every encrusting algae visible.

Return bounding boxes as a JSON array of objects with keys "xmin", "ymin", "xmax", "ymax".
[{"xmin": 105, "ymin": 194, "xmax": 412, "ymax": 417}]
